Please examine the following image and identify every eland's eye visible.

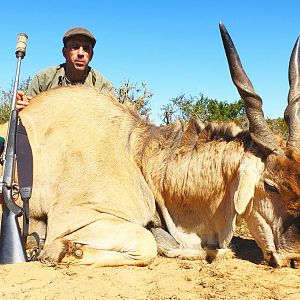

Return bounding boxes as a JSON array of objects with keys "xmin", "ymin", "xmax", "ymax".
[
  {"xmin": 264, "ymin": 179, "xmax": 279, "ymax": 194},
  {"xmin": 294, "ymin": 217, "xmax": 300, "ymax": 234}
]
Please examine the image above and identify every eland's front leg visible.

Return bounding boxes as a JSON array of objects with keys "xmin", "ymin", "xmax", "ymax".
[{"xmin": 40, "ymin": 214, "xmax": 157, "ymax": 267}]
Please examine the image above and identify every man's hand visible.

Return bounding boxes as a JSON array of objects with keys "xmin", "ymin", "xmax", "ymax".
[{"xmin": 16, "ymin": 90, "xmax": 32, "ymax": 110}]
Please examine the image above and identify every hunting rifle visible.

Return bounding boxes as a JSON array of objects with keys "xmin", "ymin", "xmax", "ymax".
[{"xmin": 0, "ymin": 33, "xmax": 39, "ymax": 264}]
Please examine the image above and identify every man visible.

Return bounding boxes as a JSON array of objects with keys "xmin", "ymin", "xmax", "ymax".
[{"xmin": 17, "ymin": 26, "xmax": 115, "ymax": 109}]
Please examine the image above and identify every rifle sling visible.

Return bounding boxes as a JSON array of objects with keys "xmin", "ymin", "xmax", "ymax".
[{"xmin": 16, "ymin": 118, "xmax": 33, "ymax": 238}]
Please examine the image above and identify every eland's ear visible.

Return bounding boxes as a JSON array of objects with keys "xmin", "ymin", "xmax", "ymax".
[{"xmin": 234, "ymin": 154, "xmax": 264, "ymax": 215}]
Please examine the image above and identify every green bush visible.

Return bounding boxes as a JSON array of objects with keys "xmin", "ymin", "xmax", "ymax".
[{"xmin": 0, "ymin": 77, "xmax": 31, "ymax": 124}]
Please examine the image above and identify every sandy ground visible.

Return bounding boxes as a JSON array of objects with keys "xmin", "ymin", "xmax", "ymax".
[{"xmin": 0, "ymin": 235, "xmax": 300, "ymax": 300}]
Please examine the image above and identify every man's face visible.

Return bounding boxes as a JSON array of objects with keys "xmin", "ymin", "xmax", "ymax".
[{"xmin": 63, "ymin": 35, "xmax": 94, "ymax": 72}]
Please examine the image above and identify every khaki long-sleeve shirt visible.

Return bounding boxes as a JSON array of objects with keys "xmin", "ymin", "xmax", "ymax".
[{"xmin": 27, "ymin": 63, "xmax": 115, "ymax": 97}]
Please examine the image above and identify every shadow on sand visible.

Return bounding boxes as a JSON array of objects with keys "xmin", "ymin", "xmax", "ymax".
[{"xmin": 230, "ymin": 236, "xmax": 264, "ymax": 265}]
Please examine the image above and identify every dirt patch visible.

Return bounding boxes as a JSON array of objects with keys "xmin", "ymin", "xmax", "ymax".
[{"xmin": 0, "ymin": 236, "xmax": 299, "ymax": 299}]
